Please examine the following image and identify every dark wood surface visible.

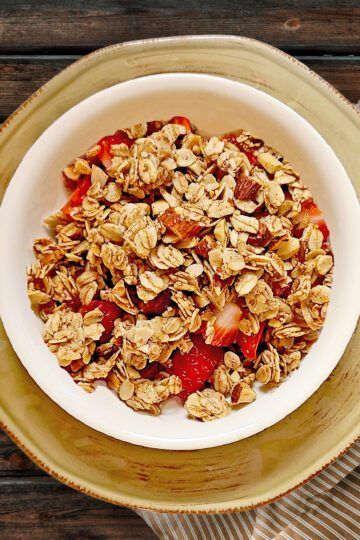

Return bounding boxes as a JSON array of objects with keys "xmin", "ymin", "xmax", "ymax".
[{"xmin": 0, "ymin": 1, "xmax": 359, "ymax": 539}]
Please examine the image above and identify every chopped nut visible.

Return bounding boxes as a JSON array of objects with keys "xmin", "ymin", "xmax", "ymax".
[{"xmin": 231, "ymin": 382, "xmax": 256, "ymax": 404}]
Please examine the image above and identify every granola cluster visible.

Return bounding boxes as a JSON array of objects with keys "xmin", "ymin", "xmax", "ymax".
[{"xmin": 27, "ymin": 117, "xmax": 333, "ymax": 422}]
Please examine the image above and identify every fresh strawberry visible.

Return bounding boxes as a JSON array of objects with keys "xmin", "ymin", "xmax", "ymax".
[
  {"xmin": 168, "ymin": 116, "xmax": 193, "ymax": 132},
  {"xmin": 225, "ymin": 134, "xmax": 258, "ymax": 165},
  {"xmin": 242, "ymin": 148, "xmax": 258, "ymax": 166},
  {"xmin": 61, "ymin": 175, "xmax": 91, "ymax": 220},
  {"xmin": 211, "ymin": 302, "xmax": 243, "ymax": 347},
  {"xmin": 138, "ymin": 290, "xmax": 171, "ymax": 315},
  {"xmin": 237, "ymin": 321, "xmax": 266, "ymax": 360},
  {"xmin": 66, "ymin": 294, "xmax": 82, "ymax": 311},
  {"xmin": 297, "ymin": 199, "xmax": 330, "ymax": 241},
  {"xmin": 146, "ymin": 120, "xmax": 163, "ymax": 135},
  {"xmin": 159, "ymin": 208, "xmax": 204, "ymax": 240},
  {"xmin": 139, "ymin": 362, "xmax": 162, "ymax": 380},
  {"xmin": 195, "ymin": 235, "xmax": 216, "ymax": 258},
  {"xmin": 234, "ymin": 173, "xmax": 260, "ymax": 201},
  {"xmin": 193, "ymin": 320, "xmax": 208, "ymax": 335},
  {"xmin": 78, "ymin": 300, "xmax": 121, "ymax": 341},
  {"xmin": 62, "ymin": 170, "xmax": 78, "ymax": 192},
  {"xmin": 97, "ymin": 131, "xmax": 134, "ymax": 169},
  {"xmin": 167, "ymin": 334, "xmax": 224, "ymax": 399},
  {"xmin": 215, "ymin": 167, "xmax": 227, "ymax": 181}
]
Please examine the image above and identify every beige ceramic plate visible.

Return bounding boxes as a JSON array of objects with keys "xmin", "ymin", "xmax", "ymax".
[{"xmin": 0, "ymin": 35, "xmax": 359, "ymax": 513}]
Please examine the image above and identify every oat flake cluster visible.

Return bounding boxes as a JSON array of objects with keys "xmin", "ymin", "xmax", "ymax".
[{"xmin": 27, "ymin": 117, "xmax": 333, "ymax": 421}]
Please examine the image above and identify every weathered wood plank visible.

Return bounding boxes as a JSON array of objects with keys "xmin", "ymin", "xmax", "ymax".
[
  {"xmin": 0, "ymin": 476, "xmax": 157, "ymax": 540},
  {"xmin": 0, "ymin": 56, "xmax": 358, "ymax": 122},
  {"xmin": 0, "ymin": 430, "xmax": 44, "ymax": 475},
  {"xmin": 0, "ymin": 1, "xmax": 359, "ymax": 54}
]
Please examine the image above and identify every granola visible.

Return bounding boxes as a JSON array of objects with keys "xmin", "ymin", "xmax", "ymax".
[{"xmin": 27, "ymin": 116, "xmax": 333, "ymax": 422}]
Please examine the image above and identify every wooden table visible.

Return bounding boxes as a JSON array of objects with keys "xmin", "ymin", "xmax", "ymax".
[{"xmin": 0, "ymin": 2, "xmax": 359, "ymax": 538}]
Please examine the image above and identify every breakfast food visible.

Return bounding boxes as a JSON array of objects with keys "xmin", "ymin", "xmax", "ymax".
[{"xmin": 27, "ymin": 117, "xmax": 333, "ymax": 421}]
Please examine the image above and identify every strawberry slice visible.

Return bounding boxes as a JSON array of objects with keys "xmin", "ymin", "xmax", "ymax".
[
  {"xmin": 167, "ymin": 334, "xmax": 224, "ymax": 399},
  {"xmin": 146, "ymin": 120, "xmax": 163, "ymax": 135},
  {"xmin": 139, "ymin": 362, "xmax": 162, "ymax": 380},
  {"xmin": 78, "ymin": 300, "xmax": 121, "ymax": 342},
  {"xmin": 97, "ymin": 131, "xmax": 134, "ymax": 169},
  {"xmin": 298, "ymin": 199, "xmax": 330, "ymax": 241},
  {"xmin": 211, "ymin": 302, "xmax": 243, "ymax": 347},
  {"xmin": 237, "ymin": 321, "xmax": 266, "ymax": 360},
  {"xmin": 159, "ymin": 208, "xmax": 204, "ymax": 240},
  {"xmin": 168, "ymin": 116, "xmax": 193, "ymax": 132},
  {"xmin": 61, "ymin": 175, "xmax": 91, "ymax": 220},
  {"xmin": 195, "ymin": 235, "xmax": 216, "ymax": 258},
  {"xmin": 225, "ymin": 134, "xmax": 258, "ymax": 165},
  {"xmin": 138, "ymin": 290, "xmax": 171, "ymax": 315}
]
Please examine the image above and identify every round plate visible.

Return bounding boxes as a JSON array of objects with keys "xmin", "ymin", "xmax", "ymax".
[{"xmin": 0, "ymin": 36, "xmax": 359, "ymax": 512}]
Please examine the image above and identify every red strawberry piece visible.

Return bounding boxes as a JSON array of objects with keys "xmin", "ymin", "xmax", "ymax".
[
  {"xmin": 168, "ymin": 116, "xmax": 193, "ymax": 132},
  {"xmin": 146, "ymin": 120, "xmax": 163, "ymax": 135},
  {"xmin": 247, "ymin": 223, "xmax": 272, "ymax": 247},
  {"xmin": 193, "ymin": 319, "xmax": 208, "ymax": 336},
  {"xmin": 62, "ymin": 170, "xmax": 79, "ymax": 192},
  {"xmin": 159, "ymin": 208, "xmax": 204, "ymax": 240},
  {"xmin": 237, "ymin": 321, "xmax": 266, "ymax": 360},
  {"xmin": 61, "ymin": 175, "xmax": 91, "ymax": 220},
  {"xmin": 215, "ymin": 167, "xmax": 227, "ymax": 181},
  {"xmin": 32, "ymin": 277, "xmax": 45, "ymax": 291},
  {"xmin": 242, "ymin": 148, "xmax": 258, "ymax": 166},
  {"xmin": 138, "ymin": 290, "xmax": 171, "ymax": 315},
  {"xmin": 234, "ymin": 173, "xmax": 260, "ymax": 201},
  {"xmin": 195, "ymin": 235, "xmax": 217, "ymax": 258},
  {"xmin": 139, "ymin": 362, "xmax": 162, "ymax": 380},
  {"xmin": 298, "ymin": 199, "xmax": 330, "ymax": 241},
  {"xmin": 40, "ymin": 301, "xmax": 56, "ymax": 317},
  {"xmin": 66, "ymin": 294, "xmax": 82, "ymax": 311},
  {"xmin": 167, "ymin": 334, "xmax": 224, "ymax": 399},
  {"xmin": 97, "ymin": 131, "xmax": 134, "ymax": 169},
  {"xmin": 78, "ymin": 300, "xmax": 122, "ymax": 342},
  {"xmin": 225, "ymin": 134, "xmax": 258, "ymax": 165},
  {"xmin": 211, "ymin": 302, "xmax": 243, "ymax": 347}
]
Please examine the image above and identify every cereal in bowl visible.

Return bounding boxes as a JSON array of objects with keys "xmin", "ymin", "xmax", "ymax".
[{"xmin": 27, "ymin": 116, "xmax": 333, "ymax": 421}]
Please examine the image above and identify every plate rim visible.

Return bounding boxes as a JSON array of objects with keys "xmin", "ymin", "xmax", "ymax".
[{"xmin": 0, "ymin": 34, "xmax": 359, "ymax": 513}]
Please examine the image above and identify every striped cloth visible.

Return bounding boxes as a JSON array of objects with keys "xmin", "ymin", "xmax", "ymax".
[{"xmin": 136, "ymin": 441, "xmax": 360, "ymax": 539}]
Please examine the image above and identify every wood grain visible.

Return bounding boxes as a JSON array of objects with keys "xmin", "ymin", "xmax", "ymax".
[
  {"xmin": 0, "ymin": 430, "xmax": 157, "ymax": 538},
  {"xmin": 0, "ymin": 56, "xmax": 359, "ymax": 122},
  {"xmin": 0, "ymin": 473, "xmax": 157, "ymax": 540},
  {"xmin": 0, "ymin": 0, "xmax": 359, "ymax": 54}
]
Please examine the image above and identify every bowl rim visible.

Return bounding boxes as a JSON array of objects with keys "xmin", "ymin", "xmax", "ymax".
[
  {"xmin": 1, "ymin": 70, "xmax": 359, "ymax": 450},
  {"xmin": 0, "ymin": 35, "xmax": 359, "ymax": 513}
]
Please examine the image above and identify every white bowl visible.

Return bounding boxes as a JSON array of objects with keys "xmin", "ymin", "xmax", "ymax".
[{"xmin": 0, "ymin": 73, "xmax": 359, "ymax": 450}]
